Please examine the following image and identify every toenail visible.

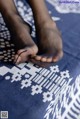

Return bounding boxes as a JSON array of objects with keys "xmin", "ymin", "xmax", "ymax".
[
  {"xmin": 53, "ymin": 58, "xmax": 58, "ymax": 62},
  {"xmin": 35, "ymin": 56, "xmax": 41, "ymax": 60},
  {"xmin": 41, "ymin": 58, "xmax": 47, "ymax": 62},
  {"xmin": 47, "ymin": 58, "xmax": 52, "ymax": 62}
]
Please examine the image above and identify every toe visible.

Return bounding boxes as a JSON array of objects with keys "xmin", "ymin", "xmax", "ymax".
[
  {"xmin": 16, "ymin": 56, "xmax": 22, "ymax": 64},
  {"xmin": 14, "ymin": 54, "xmax": 18, "ymax": 63},
  {"xmin": 46, "ymin": 57, "xmax": 53, "ymax": 62},
  {"xmin": 41, "ymin": 57, "xmax": 47, "ymax": 62},
  {"xmin": 32, "ymin": 55, "xmax": 47, "ymax": 62},
  {"xmin": 15, "ymin": 48, "xmax": 32, "ymax": 64},
  {"xmin": 14, "ymin": 54, "xmax": 22, "ymax": 64},
  {"xmin": 14, "ymin": 46, "xmax": 38, "ymax": 64},
  {"xmin": 34, "ymin": 55, "xmax": 42, "ymax": 61},
  {"xmin": 53, "ymin": 50, "xmax": 63, "ymax": 62}
]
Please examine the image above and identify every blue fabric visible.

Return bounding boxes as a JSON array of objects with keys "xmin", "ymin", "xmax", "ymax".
[{"xmin": 0, "ymin": 0, "xmax": 80, "ymax": 119}]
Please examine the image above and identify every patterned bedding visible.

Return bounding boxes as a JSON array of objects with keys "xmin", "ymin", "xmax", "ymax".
[{"xmin": 0, "ymin": 0, "xmax": 80, "ymax": 119}]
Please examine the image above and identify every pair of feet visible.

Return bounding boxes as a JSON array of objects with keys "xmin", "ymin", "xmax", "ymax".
[
  {"xmin": 13, "ymin": 20, "xmax": 63, "ymax": 65},
  {"xmin": 12, "ymin": 19, "xmax": 63, "ymax": 65}
]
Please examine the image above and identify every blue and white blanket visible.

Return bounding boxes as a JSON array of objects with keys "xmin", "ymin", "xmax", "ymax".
[{"xmin": 0, "ymin": 0, "xmax": 80, "ymax": 119}]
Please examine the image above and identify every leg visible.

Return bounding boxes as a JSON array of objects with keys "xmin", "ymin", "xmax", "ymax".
[
  {"xmin": 0, "ymin": 0, "xmax": 38, "ymax": 64},
  {"xmin": 29, "ymin": 0, "xmax": 63, "ymax": 62}
]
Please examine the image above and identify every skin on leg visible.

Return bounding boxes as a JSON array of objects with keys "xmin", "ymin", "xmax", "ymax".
[
  {"xmin": 0, "ymin": 0, "xmax": 63, "ymax": 65},
  {"xmin": 28, "ymin": 0, "xmax": 63, "ymax": 63},
  {"xmin": 0, "ymin": 0, "xmax": 38, "ymax": 64}
]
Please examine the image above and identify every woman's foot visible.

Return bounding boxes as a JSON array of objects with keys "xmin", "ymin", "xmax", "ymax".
[
  {"xmin": 33, "ymin": 20, "xmax": 63, "ymax": 63},
  {"xmin": 28, "ymin": 0, "xmax": 63, "ymax": 63},
  {"xmin": 0, "ymin": 0, "xmax": 38, "ymax": 64},
  {"xmin": 10, "ymin": 18, "xmax": 38, "ymax": 64}
]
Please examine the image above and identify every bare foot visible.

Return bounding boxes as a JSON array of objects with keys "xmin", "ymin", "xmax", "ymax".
[
  {"xmin": 10, "ymin": 20, "xmax": 38, "ymax": 64},
  {"xmin": 33, "ymin": 20, "xmax": 63, "ymax": 63},
  {"xmin": 0, "ymin": 0, "xmax": 38, "ymax": 64}
]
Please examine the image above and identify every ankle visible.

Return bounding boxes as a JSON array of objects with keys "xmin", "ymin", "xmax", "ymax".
[
  {"xmin": 36, "ymin": 18, "xmax": 57, "ymax": 30},
  {"xmin": 7, "ymin": 14, "xmax": 30, "ymax": 34}
]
